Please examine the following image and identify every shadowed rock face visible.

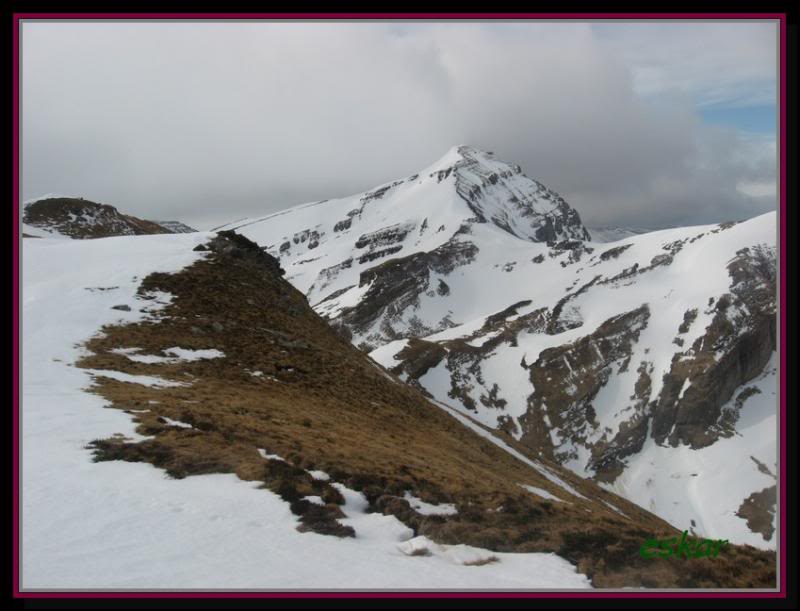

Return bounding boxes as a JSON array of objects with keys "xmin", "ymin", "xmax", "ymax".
[
  {"xmin": 451, "ymin": 146, "xmax": 591, "ymax": 243},
  {"xmin": 511, "ymin": 246, "xmax": 776, "ymax": 477},
  {"xmin": 337, "ymin": 237, "xmax": 479, "ymax": 349},
  {"xmin": 520, "ymin": 305, "xmax": 652, "ymax": 476},
  {"xmin": 24, "ymin": 197, "xmax": 175, "ymax": 239},
  {"xmin": 651, "ymin": 245, "xmax": 777, "ymax": 448}
]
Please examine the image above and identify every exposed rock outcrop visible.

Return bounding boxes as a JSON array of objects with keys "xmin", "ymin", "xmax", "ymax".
[
  {"xmin": 520, "ymin": 305, "xmax": 651, "ymax": 473},
  {"xmin": 651, "ymin": 245, "xmax": 776, "ymax": 448},
  {"xmin": 337, "ymin": 237, "xmax": 479, "ymax": 346}
]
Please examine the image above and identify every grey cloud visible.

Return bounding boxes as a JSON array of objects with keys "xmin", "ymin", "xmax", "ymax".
[{"xmin": 21, "ymin": 21, "xmax": 777, "ymax": 231}]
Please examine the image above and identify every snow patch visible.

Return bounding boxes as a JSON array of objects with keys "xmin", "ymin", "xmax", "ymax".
[
  {"xmin": 257, "ymin": 449, "xmax": 286, "ymax": 462},
  {"xmin": 161, "ymin": 417, "xmax": 193, "ymax": 429},
  {"xmin": 84, "ymin": 369, "xmax": 189, "ymax": 388},
  {"xmin": 403, "ymin": 491, "xmax": 458, "ymax": 516},
  {"xmin": 164, "ymin": 347, "xmax": 225, "ymax": 361},
  {"xmin": 520, "ymin": 485, "xmax": 566, "ymax": 503}
]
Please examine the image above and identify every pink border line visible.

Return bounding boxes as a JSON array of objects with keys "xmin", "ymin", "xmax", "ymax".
[
  {"xmin": 11, "ymin": 12, "xmax": 789, "ymax": 18},
  {"xmin": 13, "ymin": 11, "xmax": 21, "ymax": 602},
  {"xmin": 12, "ymin": 12, "xmax": 788, "ymax": 600},
  {"xmin": 778, "ymin": 13, "xmax": 787, "ymax": 599}
]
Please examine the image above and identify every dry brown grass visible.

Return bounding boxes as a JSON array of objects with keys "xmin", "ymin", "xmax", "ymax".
[{"xmin": 77, "ymin": 232, "xmax": 775, "ymax": 588}]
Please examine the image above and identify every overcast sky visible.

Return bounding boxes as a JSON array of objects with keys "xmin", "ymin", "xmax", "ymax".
[{"xmin": 21, "ymin": 20, "xmax": 778, "ymax": 230}]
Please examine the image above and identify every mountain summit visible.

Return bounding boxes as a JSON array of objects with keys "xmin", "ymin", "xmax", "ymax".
[
  {"xmin": 418, "ymin": 145, "xmax": 590, "ymax": 243},
  {"xmin": 214, "ymin": 145, "xmax": 591, "ymax": 345}
]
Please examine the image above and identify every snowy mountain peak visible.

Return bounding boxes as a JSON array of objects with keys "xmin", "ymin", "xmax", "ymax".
[
  {"xmin": 422, "ymin": 144, "xmax": 498, "ymax": 173},
  {"xmin": 422, "ymin": 144, "xmax": 469, "ymax": 172},
  {"xmin": 416, "ymin": 145, "xmax": 590, "ymax": 243},
  {"xmin": 211, "ymin": 148, "xmax": 593, "ymax": 346}
]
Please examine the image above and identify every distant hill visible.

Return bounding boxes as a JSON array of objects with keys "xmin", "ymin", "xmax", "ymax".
[{"xmin": 23, "ymin": 197, "xmax": 188, "ymax": 239}]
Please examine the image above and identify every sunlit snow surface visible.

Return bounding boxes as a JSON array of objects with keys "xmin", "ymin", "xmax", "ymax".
[
  {"xmin": 21, "ymin": 232, "xmax": 590, "ymax": 589},
  {"xmin": 367, "ymin": 213, "xmax": 778, "ymax": 549},
  {"xmin": 521, "ymin": 485, "xmax": 567, "ymax": 503},
  {"xmin": 403, "ymin": 491, "xmax": 458, "ymax": 516},
  {"xmin": 110, "ymin": 346, "xmax": 225, "ymax": 364}
]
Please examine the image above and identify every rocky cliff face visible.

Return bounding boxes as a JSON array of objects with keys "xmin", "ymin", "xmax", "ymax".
[
  {"xmin": 338, "ymin": 236, "xmax": 479, "ymax": 348},
  {"xmin": 520, "ymin": 304, "xmax": 652, "ymax": 477},
  {"xmin": 650, "ymin": 244, "xmax": 776, "ymax": 449}
]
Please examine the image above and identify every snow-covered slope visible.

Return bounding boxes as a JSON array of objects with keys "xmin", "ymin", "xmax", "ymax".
[
  {"xmin": 21, "ymin": 231, "xmax": 593, "ymax": 589},
  {"xmin": 22, "ymin": 222, "xmax": 69, "ymax": 239},
  {"xmin": 372, "ymin": 213, "xmax": 778, "ymax": 549},
  {"xmin": 216, "ymin": 146, "xmax": 778, "ymax": 551}
]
